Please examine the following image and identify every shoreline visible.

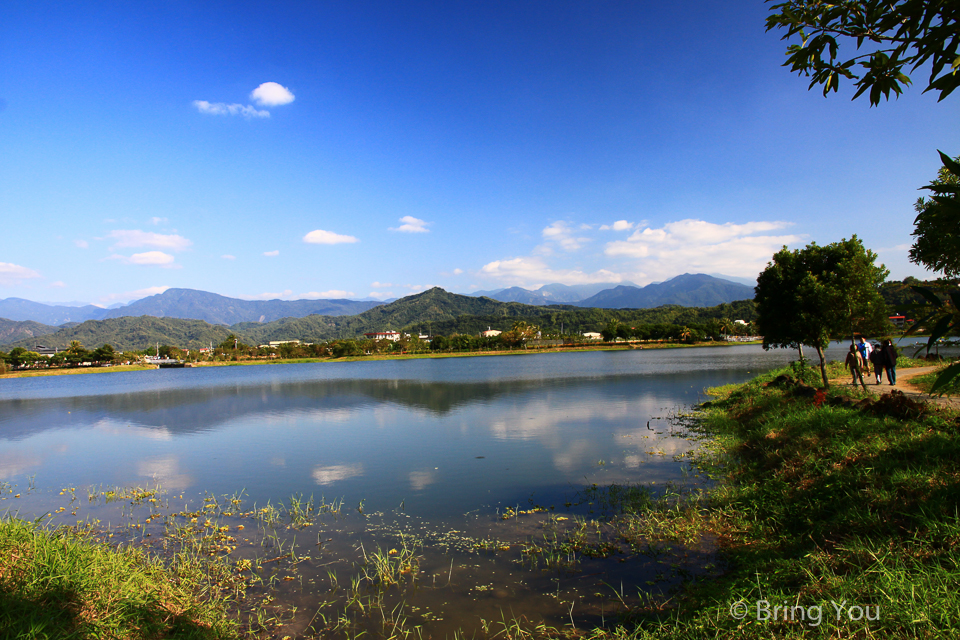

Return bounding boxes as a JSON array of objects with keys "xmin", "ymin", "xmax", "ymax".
[{"xmin": 0, "ymin": 339, "xmax": 763, "ymax": 379}]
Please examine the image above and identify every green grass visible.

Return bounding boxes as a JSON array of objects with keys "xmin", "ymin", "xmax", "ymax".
[
  {"xmin": 0, "ymin": 516, "xmax": 243, "ymax": 639},
  {"xmin": 909, "ymin": 364, "xmax": 960, "ymax": 395},
  {"xmin": 618, "ymin": 365, "xmax": 960, "ymax": 639}
]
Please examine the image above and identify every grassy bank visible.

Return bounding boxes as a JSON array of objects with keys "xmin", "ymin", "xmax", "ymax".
[
  {"xmin": 907, "ymin": 365, "xmax": 960, "ymax": 396},
  {"xmin": 0, "ymin": 363, "xmax": 158, "ymax": 379},
  {"xmin": 0, "ymin": 516, "xmax": 242, "ymax": 639},
  {"xmin": 627, "ymin": 364, "xmax": 960, "ymax": 639}
]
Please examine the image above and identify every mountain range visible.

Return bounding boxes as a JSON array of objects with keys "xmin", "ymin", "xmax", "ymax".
[
  {"xmin": 469, "ymin": 282, "xmax": 634, "ymax": 305},
  {"xmin": 5, "ymin": 286, "xmax": 758, "ymax": 352},
  {"xmin": 472, "ymin": 274, "xmax": 755, "ymax": 308},
  {"xmin": 0, "ymin": 289, "xmax": 383, "ymax": 326},
  {"xmin": 0, "ymin": 274, "xmax": 754, "ymax": 328}
]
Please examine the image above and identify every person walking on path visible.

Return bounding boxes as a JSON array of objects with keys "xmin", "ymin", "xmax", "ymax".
[
  {"xmin": 845, "ymin": 345, "xmax": 867, "ymax": 389},
  {"xmin": 868, "ymin": 344, "xmax": 884, "ymax": 384},
  {"xmin": 858, "ymin": 337, "xmax": 873, "ymax": 365},
  {"xmin": 881, "ymin": 339, "xmax": 898, "ymax": 385}
]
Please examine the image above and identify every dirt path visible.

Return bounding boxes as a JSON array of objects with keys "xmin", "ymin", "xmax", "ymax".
[{"xmin": 835, "ymin": 365, "xmax": 960, "ymax": 410}]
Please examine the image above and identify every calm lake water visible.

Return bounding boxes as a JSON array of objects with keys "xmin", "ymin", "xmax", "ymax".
[
  {"xmin": 0, "ymin": 344, "xmax": 850, "ymax": 516},
  {"xmin": 0, "ymin": 343, "xmax": 856, "ymax": 636}
]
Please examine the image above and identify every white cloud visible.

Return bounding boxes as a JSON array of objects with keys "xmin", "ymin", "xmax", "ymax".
[
  {"xmin": 371, "ymin": 281, "xmax": 393, "ymax": 288},
  {"xmin": 74, "ymin": 239, "xmax": 89, "ymax": 248},
  {"xmin": 250, "ymin": 82, "xmax": 295, "ymax": 107},
  {"xmin": 238, "ymin": 290, "xmax": 294, "ymax": 301},
  {"xmin": 599, "ymin": 220, "xmax": 635, "ymax": 231},
  {"xmin": 108, "ymin": 229, "xmax": 192, "ymax": 252},
  {"xmin": 263, "ymin": 250, "xmax": 280, "ymax": 257},
  {"xmin": 312, "ymin": 464, "xmax": 364, "ymax": 486},
  {"xmin": 604, "ymin": 219, "xmax": 802, "ymax": 282},
  {"xmin": 303, "ymin": 229, "xmax": 359, "ymax": 245},
  {"xmin": 403, "ymin": 284, "xmax": 437, "ymax": 292},
  {"xmin": 390, "ymin": 216, "xmax": 430, "ymax": 233},
  {"xmin": 48, "ymin": 281, "xmax": 66, "ymax": 288},
  {"xmin": 409, "ymin": 470, "xmax": 435, "ymax": 491},
  {"xmin": 878, "ymin": 243, "xmax": 912, "ymax": 252},
  {"xmin": 149, "ymin": 217, "xmax": 169, "ymax": 225},
  {"xmin": 124, "ymin": 251, "xmax": 177, "ymax": 267},
  {"xmin": 541, "ymin": 221, "xmax": 588, "ymax": 252},
  {"xmin": 221, "ymin": 254, "xmax": 236, "ymax": 260},
  {"xmin": 0, "ymin": 262, "xmax": 41, "ymax": 285},
  {"xmin": 137, "ymin": 455, "xmax": 192, "ymax": 490},
  {"xmin": 453, "ymin": 268, "xmax": 463, "ymax": 275},
  {"xmin": 192, "ymin": 100, "xmax": 269, "ymax": 118},
  {"xmin": 480, "ymin": 257, "xmax": 622, "ymax": 288},
  {"xmin": 302, "ymin": 290, "xmax": 355, "ymax": 299},
  {"xmin": 0, "ymin": 451, "xmax": 42, "ymax": 480},
  {"xmin": 99, "ymin": 286, "xmax": 170, "ymax": 304}
]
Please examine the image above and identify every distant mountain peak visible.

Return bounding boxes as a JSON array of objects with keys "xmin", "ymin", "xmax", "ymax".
[{"xmin": 575, "ymin": 274, "xmax": 753, "ymax": 309}]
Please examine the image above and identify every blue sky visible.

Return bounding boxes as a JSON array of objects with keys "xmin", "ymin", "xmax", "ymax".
[{"xmin": 1, "ymin": 1, "xmax": 956, "ymax": 306}]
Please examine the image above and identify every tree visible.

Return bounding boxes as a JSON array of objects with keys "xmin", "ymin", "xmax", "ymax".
[
  {"xmin": 766, "ymin": 1, "xmax": 960, "ymax": 104},
  {"xmin": 756, "ymin": 237, "xmax": 891, "ymax": 387},
  {"xmin": 92, "ymin": 344, "xmax": 118, "ymax": 364},
  {"xmin": 8, "ymin": 347, "xmax": 42, "ymax": 368},
  {"xmin": 505, "ymin": 320, "xmax": 537, "ymax": 347},
  {"xmin": 905, "ymin": 152, "xmax": 960, "ymax": 393},
  {"xmin": 910, "ymin": 152, "xmax": 960, "ymax": 276},
  {"xmin": 601, "ymin": 319, "xmax": 621, "ymax": 342}
]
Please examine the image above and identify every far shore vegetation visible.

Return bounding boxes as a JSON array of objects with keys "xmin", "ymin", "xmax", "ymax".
[{"xmin": 1, "ymin": 318, "xmax": 768, "ymax": 378}]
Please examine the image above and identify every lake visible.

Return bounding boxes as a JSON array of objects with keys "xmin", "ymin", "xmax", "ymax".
[{"xmin": 0, "ymin": 344, "xmax": 852, "ymax": 636}]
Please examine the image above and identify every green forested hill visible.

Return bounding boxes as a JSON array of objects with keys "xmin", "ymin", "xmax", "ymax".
[
  {"xmin": 417, "ymin": 300, "xmax": 758, "ymax": 337},
  {"xmin": 879, "ymin": 277, "xmax": 956, "ymax": 313},
  {"xmin": 240, "ymin": 288, "xmax": 570, "ymax": 343},
  {"xmin": 0, "ymin": 318, "xmax": 60, "ymax": 346},
  {"xmin": 241, "ymin": 291, "xmax": 756, "ymax": 343},
  {"xmin": 8, "ymin": 317, "xmax": 237, "ymax": 352}
]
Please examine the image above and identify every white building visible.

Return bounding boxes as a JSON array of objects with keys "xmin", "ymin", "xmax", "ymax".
[{"xmin": 364, "ymin": 331, "xmax": 401, "ymax": 342}]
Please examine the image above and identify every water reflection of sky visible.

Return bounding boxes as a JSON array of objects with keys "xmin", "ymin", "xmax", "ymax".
[{"xmin": 0, "ymin": 344, "xmax": 857, "ymax": 517}]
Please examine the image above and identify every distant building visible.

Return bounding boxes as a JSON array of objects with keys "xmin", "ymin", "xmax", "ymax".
[
  {"xmin": 364, "ymin": 331, "xmax": 401, "ymax": 342},
  {"xmin": 269, "ymin": 340, "xmax": 301, "ymax": 347},
  {"xmin": 889, "ymin": 315, "xmax": 907, "ymax": 329},
  {"xmin": 480, "ymin": 328, "xmax": 502, "ymax": 338},
  {"xmin": 32, "ymin": 345, "xmax": 59, "ymax": 357},
  {"xmin": 582, "ymin": 332, "xmax": 602, "ymax": 340}
]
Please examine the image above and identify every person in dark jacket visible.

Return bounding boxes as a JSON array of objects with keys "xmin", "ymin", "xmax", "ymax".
[
  {"xmin": 845, "ymin": 345, "xmax": 867, "ymax": 389},
  {"xmin": 868, "ymin": 343, "xmax": 884, "ymax": 384},
  {"xmin": 880, "ymin": 339, "xmax": 898, "ymax": 385}
]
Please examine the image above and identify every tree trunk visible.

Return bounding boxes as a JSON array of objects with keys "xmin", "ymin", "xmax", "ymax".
[{"xmin": 817, "ymin": 344, "xmax": 829, "ymax": 388}]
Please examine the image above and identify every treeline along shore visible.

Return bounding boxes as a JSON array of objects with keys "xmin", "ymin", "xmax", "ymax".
[{"xmin": 0, "ymin": 289, "xmax": 762, "ymax": 371}]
